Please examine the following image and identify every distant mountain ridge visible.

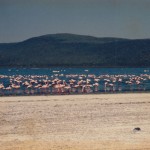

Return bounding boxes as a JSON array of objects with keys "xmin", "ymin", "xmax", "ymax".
[
  {"xmin": 23, "ymin": 33, "xmax": 128, "ymax": 43},
  {"xmin": 0, "ymin": 33, "xmax": 150, "ymax": 67}
]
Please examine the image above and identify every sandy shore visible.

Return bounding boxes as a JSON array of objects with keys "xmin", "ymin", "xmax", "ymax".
[{"xmin": 1, "ymin": 93, "xmax": 150, "ymax": 150}]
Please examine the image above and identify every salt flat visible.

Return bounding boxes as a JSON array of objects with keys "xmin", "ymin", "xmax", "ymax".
[{"xmin": 0, "ymin": 93, "xmax": 150, "ymax": 150}]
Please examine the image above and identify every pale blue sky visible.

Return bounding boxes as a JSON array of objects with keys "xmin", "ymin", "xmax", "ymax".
[{"xmin": 0, "ymin": 0, "xmax": 150, "ymax": 42}]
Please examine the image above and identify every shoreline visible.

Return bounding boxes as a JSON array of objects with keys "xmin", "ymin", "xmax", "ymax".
[
  {"xmin": 1, "ymin": 90, "xmax": 150, "ymax": 98},
  {"xmin": 1, "ymin": 93, "xmax": 150, "ymax": 150},
  {"xmin": 1, "ymin": 92, "xmax": 150, "ymax": 104}
]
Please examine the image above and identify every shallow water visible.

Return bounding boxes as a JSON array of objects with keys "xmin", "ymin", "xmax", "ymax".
[
  {"xmin": 0, "ymin": 67, "xmax": 150, "ymax": 76},
  {"xmin": 0, "ymin": 67, "xmax": 150, "ymax": 95}
]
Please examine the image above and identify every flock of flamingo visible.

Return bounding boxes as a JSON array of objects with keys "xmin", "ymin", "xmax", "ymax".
[{"xmin": 0, "ymin": 72, "xmax": 150, "ymax": 96}]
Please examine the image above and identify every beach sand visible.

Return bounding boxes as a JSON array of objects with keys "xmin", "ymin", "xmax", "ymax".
[{"xmin": 0, "ymin": 93, "xmax": 150, "ymax": 150}]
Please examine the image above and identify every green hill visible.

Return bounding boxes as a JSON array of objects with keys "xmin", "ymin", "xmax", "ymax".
[{"xmin": 0, "ymin": 33, "xmax": 150, "ymax": 67}]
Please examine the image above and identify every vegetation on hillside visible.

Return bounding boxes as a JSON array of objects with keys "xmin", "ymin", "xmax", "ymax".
[{"xmin": 0, "ymin": 33, "xmax": 150, "ymax": 67}]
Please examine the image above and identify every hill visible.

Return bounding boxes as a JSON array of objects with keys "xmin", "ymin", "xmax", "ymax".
[{"xmin": 0, "ymin": 33, "xmax": 150, "ymax": 67}]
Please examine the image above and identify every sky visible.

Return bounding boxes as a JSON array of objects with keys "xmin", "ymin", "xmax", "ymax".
[{"xmin": 0, "ymin": 0, "xmax": 150, "ymax": 42}]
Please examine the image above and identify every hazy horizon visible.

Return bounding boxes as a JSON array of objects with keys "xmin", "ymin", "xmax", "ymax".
[
  {"xmin": 1, "ymin": 0, "xmax": 150, "ymax": 42},
  {"xmin": 1, "ymin": 33, "xmax": 150, "ymax": 44}
]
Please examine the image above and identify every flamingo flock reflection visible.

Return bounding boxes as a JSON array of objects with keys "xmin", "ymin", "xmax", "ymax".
[{"xmin": 0, "ymin": 73, "xmax": 150, "ymax": 96}]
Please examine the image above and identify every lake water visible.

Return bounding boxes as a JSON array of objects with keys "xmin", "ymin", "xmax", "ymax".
[
  {"xmin": 0, "ymin": 67, "xmax": 150, "ymax": 76},
  {"xmin": 0, "ymin": 67, "xmax": 150, "ymax": 95}
]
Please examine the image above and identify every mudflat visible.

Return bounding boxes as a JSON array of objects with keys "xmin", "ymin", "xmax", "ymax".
[{"xmin": 0, "ymin": 93, "xmax": 150, "ymax": 150}]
